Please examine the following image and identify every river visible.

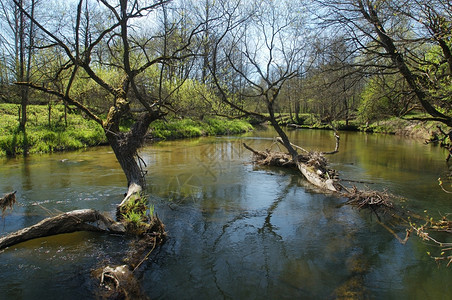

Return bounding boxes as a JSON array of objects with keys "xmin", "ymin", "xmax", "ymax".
[{"xmin": 0, "ymin": 128, "xmax": 451, "ymax": 299}]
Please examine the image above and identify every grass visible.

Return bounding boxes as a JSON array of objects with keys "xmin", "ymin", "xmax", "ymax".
[
  {"xmin": 359, "ymin": 114, "xmax": 442, "ymax": 139},
  {"xmin": 0, "ymin": 104, "xmax": 106, "ymax": 156},
  {"xmin": 0, "ymin": 103, "xmax": 254, "ymax": 157},
  {"xmin": 149, "ymin": 117, "xmax": 253, "ymax": 140},
  {"xmin": 119, "ymin": 193, "xmax": 155, "ymax": 235}
]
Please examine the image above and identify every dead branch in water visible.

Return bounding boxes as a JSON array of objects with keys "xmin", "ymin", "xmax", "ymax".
[
  {"xmin": 243, "ymin": 143, "xmax": 295, "ymax": 168},
  {"xmin": 343, "ymin": 186, "xmax": 394, "ymax": 210},
  {"xmin": 0, "ymin": 209, "xmax": 126, "ymax": 250},
  {"xmin": 243, "ymin": 139, "xmax": 452, "ymax": 266},
  {"xmin": 322, "ymin": 132, "xmax": 340, "ymax": 155},
  {"xmin": 243, "ymin": 142, "xmax": 339, "ymax": 191}
]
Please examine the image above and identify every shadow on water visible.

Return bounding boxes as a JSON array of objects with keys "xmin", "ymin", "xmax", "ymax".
[{"xmin": 0, "ymin": 130, "xmax": 451, "ymax": 299}]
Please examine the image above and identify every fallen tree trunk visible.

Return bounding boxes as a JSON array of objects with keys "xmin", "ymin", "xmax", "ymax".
[
  {"xmin": 0, "ymin": 209, "xmax": 125, "ymax": 250},
  {"xmin": 243, "ymin": 139, "xmax": 452, "ymax": 266},
  {"xmin": 244, "ymin": 142, "xmax": 339, "ymax": 192},
  {"xmin": 296, "ymin": 160, "xmax": 338, "ymax": 192}
]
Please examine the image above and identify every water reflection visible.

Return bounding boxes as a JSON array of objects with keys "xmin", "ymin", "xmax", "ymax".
[{"xmin": 0, "ymin": 129, "xmax": 451, "ymax": 299}]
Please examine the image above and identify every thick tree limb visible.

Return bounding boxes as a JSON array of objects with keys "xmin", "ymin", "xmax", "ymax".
[
  {"xmin": 0, "ymin": 209, "xmax": 125, "ymax": 250},
  {"xmin": 244, "ymin": 142, "xmax": 337, "ymax": 192},
  {"xmin": 275, "ymin": 137, "xmax": 309, "ymax": 154},
  {"xmin": 296, "ymin": 161, "xmax": 338, "ymax": 192}
]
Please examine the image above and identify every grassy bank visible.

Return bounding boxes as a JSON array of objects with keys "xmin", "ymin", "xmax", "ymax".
[
  {"xmin": 149, "ymin": 118, "xmax": 253, "ymax": 140},
  {"xmin": 0, "ymin": 104, "xmax": 253, "ymax": 157},
  {"xmin": 279, "ymin": 113, "xmax": 441, "ymax": 139},
  {"xmin": 358, "ymin": 117, "xmax": 440, "ymax": 139},
  {"xmin": 0, "ymin": 104, "xmax": 106, "ymax": 157}
]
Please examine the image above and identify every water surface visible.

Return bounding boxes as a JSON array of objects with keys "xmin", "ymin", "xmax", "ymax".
[{"xmin": 0, "ymin": 128, "xmax": 451, "ymax": 299}]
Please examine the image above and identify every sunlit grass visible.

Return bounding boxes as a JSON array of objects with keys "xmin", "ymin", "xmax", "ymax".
[
  {"xmin": 0, "ymin": 103, "xmax": 106, "ymax": 156},
  {"xmin": 150, "ymin": 117, "xmax": 253, "ymax": 140},
  {"xmin": 0, "ymin": 103, "xmax": 254, "ymax": 156}
]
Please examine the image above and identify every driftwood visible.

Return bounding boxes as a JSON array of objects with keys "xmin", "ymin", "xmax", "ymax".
[
  {"xmin": 0, "ymin": 209, "xmax": 125, "ymax": 250},
  {"xmin": 344, "ymin": 186, "xmax": 394, "ymax": 210},
  {"xmin": 243, "ymin": 143, "xmax": 295, "ymax": 167},
  {"xmin": 244, "ymin": 141, "xmax": 339, "ymax": 192},
  {"xmin": 245, "ymin": 137, "xmax": 452, "ymax": 267}
]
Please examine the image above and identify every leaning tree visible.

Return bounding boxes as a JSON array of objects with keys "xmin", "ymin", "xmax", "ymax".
[
  {"xmin": 316, "ymin": 0, "xmax": 452, "ymax": 126},
  {"xmin": 206, "ymin": 0, "xmax": 341, "ymax": 191},
  {"xmin": 14, "ymin": 0, "xmax": 204, "ymax": 202},
  {"xmin": 0, "ymin": 0, "xmax": 204, "ymax": 295}
]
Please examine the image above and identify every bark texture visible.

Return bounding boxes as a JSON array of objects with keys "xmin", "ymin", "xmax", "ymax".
[{"xmin": 0, "ymin": 209, "xmax": 125, "ymax": 250}]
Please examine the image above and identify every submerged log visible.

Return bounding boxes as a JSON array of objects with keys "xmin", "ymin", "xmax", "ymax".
[{"xmin": 0, "ymin": 209, "xmax": 125, "ymax": 250}]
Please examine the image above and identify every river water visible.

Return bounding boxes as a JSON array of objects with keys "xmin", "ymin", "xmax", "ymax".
[{"xmin": 0, "ymin": 128, "xmax": 451, "ymax": 299}]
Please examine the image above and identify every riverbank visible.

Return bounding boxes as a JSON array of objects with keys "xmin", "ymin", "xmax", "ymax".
[
  {"xmin": 359, "ymin": 117, "xmax": 439, "ymax": 139},
  {"xmin": 0, "ymin": 104, "xmax": 253, "ymax": 157},
  {"xmin": 1, "ymin": 103, "xmax": 444, "ymax": 157},
  {"xmin": 283, "ymin": 113, "xmax": 441, "ymax": 140}
]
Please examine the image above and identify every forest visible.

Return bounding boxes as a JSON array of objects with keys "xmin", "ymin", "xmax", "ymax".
[
  {"xmin": 0, "ymin": 0, "xmax": 450, "ymax": 140},
  {"xmin": 0, "ymin": 0, "xmax": 452, "ymax": 298}
]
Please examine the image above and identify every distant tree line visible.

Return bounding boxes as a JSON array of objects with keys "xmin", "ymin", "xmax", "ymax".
[
  {"xmin": 1, "ymin": 0, "xmax": 450, "ymax": 126},
  {"xmin": 0, "ymin": 0, "xmax": 450, "ymax": 188}
]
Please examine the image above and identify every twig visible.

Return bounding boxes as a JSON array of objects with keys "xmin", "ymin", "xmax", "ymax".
[
  {"xmin": 133, "ymin": 236, "xmax": 157, "ymax": 272},
  {"xmin": 377, "ymin": 219, "xmax": 411, "ymax": 245}
]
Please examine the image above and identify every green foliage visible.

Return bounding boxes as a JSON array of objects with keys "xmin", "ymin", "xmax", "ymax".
[
  {"xmin": 150, "ymin": 119, "xmax": 203, "ymax": 139},
  {"xmin": 122, "ymin": 210, "xmax": 143, "ymax": 225},
  {"xmin": 204, "ymin": 118, "xmax": 253, "ymax": 135},
  {"xmin": 139, "ymin": 67, "xmax": 234, "ymax": 118},
  {"xmin": 357, "ymin": 75, "xmax": 416, "ymax": 122},
  {"xmin": 120, "ymin": 194, "xmax": 150, "ymax": 234},
  {"xmin": 0, "ymin": 104, "xmax": 106, "ymax": 156},
  {"xmin": 421, "ymin": 44, "xmax": 452, "ymax": 112},
  {"xmin": 148, "ymin": 204, "xmax": 155, "ymax": 218},
  {"xmin": 168, "ymin": 79, "xmax": 218, "ymax": 119},
  {"xmin": 0, "ymin": 130, "xmax": 23, "ymax": 156},
  {"xmin": 149, "ymin": 117, "xmax": 253, "ymax": 140},
  {"xmin": 0, "ymin": 103, "xmax": 253, "ymax": 156}
]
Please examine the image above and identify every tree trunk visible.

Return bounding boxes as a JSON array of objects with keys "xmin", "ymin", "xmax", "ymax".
[
  {"xmin": 296, "ymin": 161, "xmax": 337, "ymax": 192},
  {"xmin": 102, "ymin": 97, "xmax": 160, "ymax": 213},
  {"xmin": 270, "ymin": 118, "xmax": 298, "ymax": 159},
  {"xmin": 359, "ymin": 0, "xmax": 452, "ymax": 127},
  {"xmin": 0, "ymin": 209, "xmax": 125, "ymax": 250}
]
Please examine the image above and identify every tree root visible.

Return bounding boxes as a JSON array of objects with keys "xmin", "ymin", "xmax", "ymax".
[
  {"xmin": 93, "ymin": 214, "xmax": 166, "ymax": 300},
  {"xmin": 94, "ymin": 264, "xmax": 145, "ymax": 299}
]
